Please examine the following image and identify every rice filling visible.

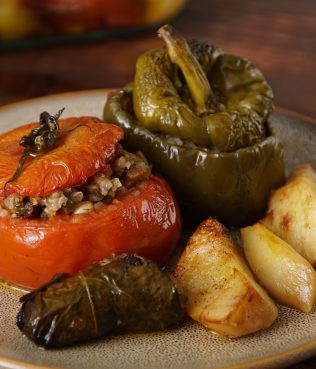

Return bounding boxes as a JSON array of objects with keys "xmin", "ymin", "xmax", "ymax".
[{"xmin": 0, "ymin": 149, "xmax": 151, "ymax": 219}]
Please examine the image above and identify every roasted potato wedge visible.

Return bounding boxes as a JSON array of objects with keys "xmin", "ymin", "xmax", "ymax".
[
  {"xmin": 262, "ymin": 164, "xmax": 316, "ymax": 265},
  {"xmin": 241, "ymin": 223, "xmax": 316, "ymax": 313},
  {"xmin": 174, "ymin": 218, "xmax": 278, "ymax": 337}
]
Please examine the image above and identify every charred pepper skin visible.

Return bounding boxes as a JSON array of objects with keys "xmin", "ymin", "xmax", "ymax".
[
  {"xmin": 133, "ymin": 25, "xmax": 274, "ymax": 153},
  {"xmin": 17, "ymin": 254, "xmax": 185, "ymax": 348},
  {"xmin": 104, "ymin": 86, "xmax": 285, "ymax": 227},
  {"xmin": 104, "ymin": 25, "xmax": 285, "ymax": 227}
]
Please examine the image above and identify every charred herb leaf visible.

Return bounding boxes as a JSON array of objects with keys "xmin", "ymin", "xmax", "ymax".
[
  {"xmin": 20, "ymin": 108, "xmax": 64, "ymax": 154},
  {"xmin": 5, "ymin": 108, "xmax": 64, "ymax": 189},
  {"xmin": 17, "ymin": 254, "xmax": 185, "ymax": 348}
]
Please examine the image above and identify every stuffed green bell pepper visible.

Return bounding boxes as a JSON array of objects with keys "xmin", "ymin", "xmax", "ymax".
[{"xmin": 104, "ymin": 25, "xmax": 285, "ymax": 227}]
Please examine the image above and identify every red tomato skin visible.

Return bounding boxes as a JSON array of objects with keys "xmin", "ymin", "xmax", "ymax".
[
  {"xmin": 0, "ymin": 176, "xmax": 181, "ymax": 289},
  {"xmin": 0, "ymin": 117, "xmax": 123, "ymax": 197}
]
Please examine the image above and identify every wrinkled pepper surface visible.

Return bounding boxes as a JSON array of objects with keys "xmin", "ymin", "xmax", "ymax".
[{"xmin": 104, "ymin": 25, "xmax": 285, "ymax": 227}]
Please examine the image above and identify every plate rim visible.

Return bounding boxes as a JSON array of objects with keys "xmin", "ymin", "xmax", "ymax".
[
  {"xmin": 0, "ymin": 89, "xmax": 315, "ymax": 128},
  {"xmin": 0, "ymin": 90, "xmax": 316, "ymax": 369},
  {"xmin": 0, "ymin": 337, "xmax": 315, "ymax": 369}
]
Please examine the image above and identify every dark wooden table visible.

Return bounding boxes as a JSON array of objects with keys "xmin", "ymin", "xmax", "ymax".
[
  {"xmin": 0, "ymin": 1, "xmax": 316, "ymax": 368},
  {"xmin": 1, "ymin": 0, "xmax": 316, "ymax": 119}
]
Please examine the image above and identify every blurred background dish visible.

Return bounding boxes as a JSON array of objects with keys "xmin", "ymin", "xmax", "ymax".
[
  {"xmin": 0, "ymin": 0, "xmax": 315, "ymax": 119},
  {"xmin": 0, "ymin": 0, "xmax": 187, "ymax": 40}
]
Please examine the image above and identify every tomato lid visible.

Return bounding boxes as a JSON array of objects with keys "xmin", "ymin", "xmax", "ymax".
[{"xmin": 0, "ymin": 116, "xmax": 124, "ymax": 197}]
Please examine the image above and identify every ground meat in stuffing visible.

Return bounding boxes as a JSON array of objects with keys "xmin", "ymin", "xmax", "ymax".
[{"xmin": 0, "ymin": 150, "xmax": 151, "ymax": 219}]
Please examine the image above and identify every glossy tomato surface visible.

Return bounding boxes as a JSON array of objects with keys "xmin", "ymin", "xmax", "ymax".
[
  {"xmin": 0, "ymin": 176, "xmax": 181, "ymax": 289},
  {"xmin": 0, "ymin": 116, "xmax": 123, "ymax": 197},
  {"xmin": 0, "ymin": 117, "xmax": 181, "ymax": 289}
]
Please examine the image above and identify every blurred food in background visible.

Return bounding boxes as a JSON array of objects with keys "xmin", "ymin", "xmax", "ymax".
[{"xmin": 0, "ymin": 0, "xmax": 186, "ymax": 41}]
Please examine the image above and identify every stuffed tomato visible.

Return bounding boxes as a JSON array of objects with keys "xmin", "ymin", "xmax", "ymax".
[{"xmin": 0, "ymin": 114, "xmax": 181, "ymax": 289}]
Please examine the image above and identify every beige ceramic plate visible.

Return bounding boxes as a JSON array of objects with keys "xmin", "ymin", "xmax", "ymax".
[{"xmin": 0, "ymin": 90, "xmax": 316, "ymax": 369}]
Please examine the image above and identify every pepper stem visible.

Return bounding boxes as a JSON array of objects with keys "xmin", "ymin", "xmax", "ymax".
[{"xmin": 158, "ymin": 24, "xmax": 214, "ymax": 115}]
